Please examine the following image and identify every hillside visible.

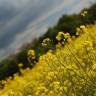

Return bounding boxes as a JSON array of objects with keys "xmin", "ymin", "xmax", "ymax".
[
  {"xmin": 0, "ymin": 24, "xmax": 96, "ymax": 96},
  {"xmin": 0, "ymin": 4, "xmax": 96, "ymax": 81}
]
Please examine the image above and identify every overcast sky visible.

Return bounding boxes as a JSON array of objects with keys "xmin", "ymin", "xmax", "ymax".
[{"xmin": 0, "ymin": 0, "xmax": 95, "ymax": 60}]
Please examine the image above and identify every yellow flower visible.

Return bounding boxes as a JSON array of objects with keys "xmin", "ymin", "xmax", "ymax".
[
  {"xmin": 56, "ymin": 32, "xmax": 65, "ymax": 41},
  {"xmin": 80, "ymin": 25, "xmax": 86, "ymax": 29},
  {"xmin": 81, "ymin": 10, "xmax": 88, "ymax": 17},
  {"xmin": 63, "ymin": 86, "xmax": 67, "ymax": 92},
  {"xmin": 1, "ymin": 80, "xmax": 7, "ymax": 85},
  {"xmin": 83, "ymin": 41, "xmax": 93, "ymax": 48},
  {"xmin": 48, "ymin": 72, "xmax": 55, "ymax": 77},
  {"xmin": 76, "ymin": 27, "xmax": 82, "ymax": 36},
  {"xmin": 67, "ymin": 37, "xmax": 72, "ymax": 43},
  {"xmin": 72, "ymin": 36, "xmax": 76, "ymax": 40},
  {"xmin": 42, "ymin": 38, "xmax": 51, "ymax": 47},
  {"xmin": 92, "ymin": 64, "xmax": 96, "ymax": 71},
  {"xmin": 56, "ymin": 43, "xmax": 62, "ymax": 49},
  {"xmin": 53, "ymin": 81, "xmax": 60, "ymax": 89},
  {"xmin": 49, "ymin": 90, "xmax": 54, "ymax": 95},
  {"xmin": 64, "ymin": 80, "xmax": 69, "ymax": 85},
  {"xmin": 84, "ymin": 11, "xmax": 88, "ymax": 14},
  {"xmin": 37, "ymin": 86, "xmax": 47, "ymax": 94},
  {"xmin": 27, "ymin": 95, "xmax": 32, "ymax": 96},
  {"xmin": 56, "ymin": 32, "xmax": 70, "ymax": 40},
  {"xmin": 76, "ymin": 31, "xmax": 79, "ymax": 36},
  {"xmin": 18, "ymin": 63, "xmax": 23, "ymax": 68},
  {"xmin": 27, "ymin": 49, "xmax": 36, "ymax": 62},
  {"xmin": 28, "ymin": 49, "xmax": 35, "ymax": 56},
  {"xmin": 59, "ymin": 87, "xmax": 63, "ymax": 91},
  {"xmin": 81, "ymin": 13, "xmax": 85, "ymax": 17},
  {"xmin": 9, "ymin": 90, "xmax": 14, "ymax": 95},
  {"xmin": 64, "ymin": 33, "xmax": 70, "ymax": 39},
  {"xmin": 58, "ymin": 32, "xmax": 65, "ymax": 35}
]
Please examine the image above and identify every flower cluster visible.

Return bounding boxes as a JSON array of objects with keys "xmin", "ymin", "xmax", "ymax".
[
  {"xmin": 82, "ymin": 40, "xmax": 93, "ymax": 51},
  {"xmin": 18, "ymin": 63, "xmax": 23, "ymax": 68},
  {"xmin": 1, "ymin": 24, "xmax": 96, "ymax": 96},
  {"xmin": 81, "ymin": 10, "xmax": 88, "ymax": 17},
  {"xmin": 42, "ymin": 38, "xmax": 51, "ymax": 47},
  {"xmin": 56, "ymin": 32, "xmax": 65, "ymax": 41},
  {"xmin": 76, "ymin": 25, "xmax": 88, "ymax": 36},
  {"xmin": 27, "ymin": 49, "xmax": 36, "ymax": 63},
  {"xmin": 56, "ymin": 32, "xmax": 71, "ymax": 46}
]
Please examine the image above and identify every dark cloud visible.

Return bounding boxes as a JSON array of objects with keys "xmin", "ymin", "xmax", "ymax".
[
  {"xmin": 0, "ymin": 0, "xmax": 66, "ymax": 48},
  {"xmin": 0, "ymin": 0, "xmax": 95, "ymax": 59},
  {"xmin": 0, "ymin": 0, "xmax": 60, "ymax": 49}
]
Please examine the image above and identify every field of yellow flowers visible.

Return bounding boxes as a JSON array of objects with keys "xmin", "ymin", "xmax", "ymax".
[{"xmin": 0, "ymin": 24, "xmax": 96, "ymax": 96}]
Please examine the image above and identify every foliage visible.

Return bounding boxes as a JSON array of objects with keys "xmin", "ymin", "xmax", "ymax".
[
  {"xmin": 0, "ymin": 3, "xmax": 96, "ymax": 81},
  {"xmin": 0, "ymin": 24, "xmax": 96, "ymax": 95}
]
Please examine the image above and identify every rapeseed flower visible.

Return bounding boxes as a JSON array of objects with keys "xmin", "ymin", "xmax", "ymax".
[
  {"xmin": 18, "ymin": 63, "xmax": 23, "ymax": 68},
  {"xmin": 42, "ymin": 38, "xmax": 51, "ymax": 47},
  {"xmin": 81, "ymin": 11, "xmax": 88, "ymax": 17},
  {"xmin": 27, "ymin": 49, "xmax": 36, "ymax": 63},
  {"xmin": 92, "ymin": 64, "xmax": 96, "ymax": 71},
  {"xmin": 56, "ymin": 32, "xmax": 65, "ymax": 41}
]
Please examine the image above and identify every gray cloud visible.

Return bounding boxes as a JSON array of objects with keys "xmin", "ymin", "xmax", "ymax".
[
  {"xmin": 0, "ymin": 0, "xmax": 61, "ymax": 48},
  {"xmin": 0, "ymin": 0, "xmax": 95, "ymax": 59}
]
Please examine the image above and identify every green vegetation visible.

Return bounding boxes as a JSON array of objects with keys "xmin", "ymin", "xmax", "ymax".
[
  {"xmin": 0, "ymin": 4, "xmax": 96, "ymax": 81},
  {"xmin": 0, "ymin": 23, "xmax": 96, "ymax": 96}
]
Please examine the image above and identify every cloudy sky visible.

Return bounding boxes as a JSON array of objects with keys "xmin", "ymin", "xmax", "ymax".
[{"xmin": 0, "ymin": 0, "xmax": 95, "ymax": 60}]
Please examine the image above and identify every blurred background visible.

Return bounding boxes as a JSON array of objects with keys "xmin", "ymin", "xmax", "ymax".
[{"xmin": 0, "ymin": 0, "xmax": 95, "ymax": 60}]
